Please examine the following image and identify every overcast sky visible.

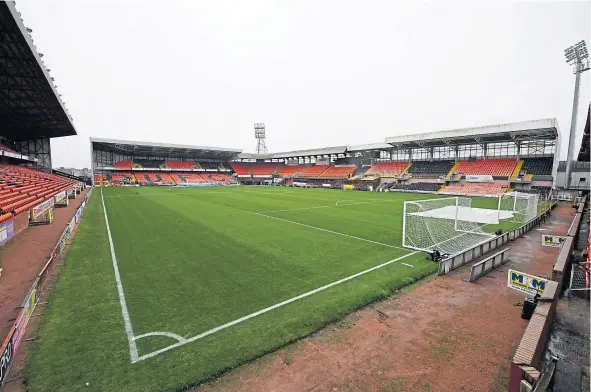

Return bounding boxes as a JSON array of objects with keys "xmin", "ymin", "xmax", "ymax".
[{"xmin": 16, "ymin": 0, "xmax": 590, "ymax": 168}]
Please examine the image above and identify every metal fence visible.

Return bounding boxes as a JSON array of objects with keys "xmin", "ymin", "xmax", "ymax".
[{"xmin": 569, "ymin": 263, "xmax": 591, "ymax": 291}]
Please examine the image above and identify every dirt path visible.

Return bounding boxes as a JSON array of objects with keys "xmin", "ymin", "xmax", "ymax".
[{"xmin": 199, "ymin": 204, "xmax": 574, "ymax": 392}]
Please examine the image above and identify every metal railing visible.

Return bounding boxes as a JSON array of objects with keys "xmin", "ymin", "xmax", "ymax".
[{"xmin": 468, "ymin": 248, "xmax": 511, "ymax": 282}]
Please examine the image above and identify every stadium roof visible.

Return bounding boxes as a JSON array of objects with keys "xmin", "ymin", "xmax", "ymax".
[
  {"xmin": 236, "ymin": 146, "xmax": 348, "ymax": 160},
  {"xmin": 385, "ymin": 118, "xmax": 559, "ymax": 148},
  {"xmin": 347, "ymin": 142, "xmax": 393, "ymax": 152},
  {"xmin": 90, "ymin": 137, "xmax": 241, "ymax": 159},
  {"xmin": 0, "ymin": 2, "xmax": 76, "ymax": 141}
]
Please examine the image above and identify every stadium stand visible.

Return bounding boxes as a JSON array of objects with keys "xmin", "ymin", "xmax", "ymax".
[
  {"xmin": 439, "ymin": 182, "xmax": 508, "ymax": 196},
  {"xmin": 521, "ymin": 157, "xmax": 553, "ymax": 175},
  {"xmin": 134, "ymin": 159, "xmax": 164, "ymax": 169},
  {"xmin": 111, "ymin": 172, "xmax": 135, "ymax": 184},
  {"xmin": 199, "ymin": 162, "xmax": 222, "ymax": 170},
  {"xmin": 201, "ymin": 173, "xmax": 234, "ymax": 184},
  {"xmin": 0, "ymin": 144, "xmax": 17, "ymax": 153},
  {"xmin": 318, "ymin": 165, "xmax": 357, "ymax": 179},
  {"xmin": 390, "ymin": 183, "xmax": 442, "ymax": 192},
  {"xmin": 250, "ymin": 163, "xmax": 282, "ymax": 176},
  {"xmin": 365, "ymin": 162, "xmax": 408, "ymax": 177},
  {"xmin": 182, "ymin": 173, "xmax": 208, "ymax": 184},
  {"xmin": 408, "ymin": 161, "xmax": 455, "ymax": 178},
  {"xmin": 0, "ymin": 165, "xmax": 77, "ymax": 215},
  {"xmin": 165, "ymin": 160, "xmax": 194, "ymax": 169},
  {"xmin": 296, "ymin": 165, "xmax": 329, "ymax": 178},
  {"xmin": 277, "ymin": 165, "xmax": 308, "ymax": 178},
  {"xmin": 230, "ymin": 163, "xmax": 250, "ymax": 175},
  {"xmin": 452, "ymin": 158, "xmax": 517, "ymax": 177},
  {"xmin": 114, "ymin": 160, "xmax": 133, "ymax": 169},
  {"xmin": 352, "ymin": 166, "xmax": 370, "ymax": 178}
]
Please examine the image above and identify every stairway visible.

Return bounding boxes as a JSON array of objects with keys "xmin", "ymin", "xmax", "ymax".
[
  {"xmin": 446, "ymin": 162, "xmax": 461, "ymax": 180},
  {"xmin": 510, "ymin": 160, "xmax": 524, "ymax": 180}
]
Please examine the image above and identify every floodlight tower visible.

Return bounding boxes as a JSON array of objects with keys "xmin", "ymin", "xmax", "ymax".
[
  {"xmin": 564, "ymin": 40, "xmax": 590, "ymax": 189},
  {"xmin": 254, "ymin": 123, "xmax": 268, "ymax": 154}
]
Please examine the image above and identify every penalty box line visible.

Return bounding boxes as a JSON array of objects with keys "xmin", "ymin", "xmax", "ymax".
[
  {"xmin": 134, "ymin": 250, "xmax": 417, "ymax": 362},
  {"xmin": 255, "ymin": 211, "xmax": 408, "ymax": 251}
]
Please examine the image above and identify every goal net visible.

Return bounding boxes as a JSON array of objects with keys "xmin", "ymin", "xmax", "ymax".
[
  {"xmin": 402, "ymin": 197, "xmax": 496, "ymax": 255},
  {"xmin": 498, "ymin": 192, "xmax": 539, "ymax": 224}
]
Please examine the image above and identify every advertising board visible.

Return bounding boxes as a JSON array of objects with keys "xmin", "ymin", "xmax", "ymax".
[
  {"xmin": 507, "ymin": 269, "xmax": 548, "ymax": 295},
  {"xmin": 54, "ymin": 191, "xmax": 67, "ymax": 203},
  {"xmin": 542, "ymin": 234, "xmax": 566, "ymax": 247},
  {"xmin": 465, "ymin": 175, "xmax": 494, "ymax": 183},
  {"xmin": 31, "ymin": 198, "xmax": 55, "ymax": 219},
  {"xmin": 0, "ymin": 219, "xmax": 14, "ymax": 247}
]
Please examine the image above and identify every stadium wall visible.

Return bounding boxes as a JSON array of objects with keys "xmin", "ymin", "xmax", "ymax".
[{"xmin": 508, "ymin": 197, "xmax": 586, "ymax": 392}]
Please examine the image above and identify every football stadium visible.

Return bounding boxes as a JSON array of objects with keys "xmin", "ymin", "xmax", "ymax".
[{"xmin": 0, "ymin": 1, "xmax": 589, "ymax": 392}]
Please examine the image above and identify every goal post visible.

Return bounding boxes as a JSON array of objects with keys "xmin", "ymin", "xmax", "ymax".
[
  {"xmin": 402, "ymin": 196, "xmax": 496, "ymax": 256},
  {"xmin": 498, "ymin": 192, "xmax": 539, "ymax": 224}
]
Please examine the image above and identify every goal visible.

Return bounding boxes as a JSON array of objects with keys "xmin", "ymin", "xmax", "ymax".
[
  {"xmin": 402, "ymin": 197, "xmax": 496, "ymax": 255},
  {"xmin": 498, "ymin": 192, "xmax": 539, "ymax": 224}
]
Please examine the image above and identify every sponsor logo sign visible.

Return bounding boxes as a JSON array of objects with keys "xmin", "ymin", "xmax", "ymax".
[
  {"xmin": 31, "ymin": 198, "xmax": 54, "ymax": 219},
  {"xmin": 507, "ymin": 269, "xmax": 548, "ymax": 295},
  {"xmin": 0, "ymin": 334, "xmax": 13, "ymax": 387},
  {"xmin": 0, "ymin": 219, "xmax": 14, "ymax": 247},
  {"xmin": 54, "ymin": 190, "xmax": 67, "ymax": 203},
  {"xmin": 465, "ymin": 175, "xmax": 494, "ymax": 183},
  {"xmin": 12, "ymin": 283, "xmax": 38, "ymax": 354},
  {"xmin": 542, "ymin": 235, "xmax": 566, "ymax": 247}
]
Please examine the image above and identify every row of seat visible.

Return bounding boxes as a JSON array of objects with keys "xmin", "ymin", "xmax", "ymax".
[
  {"xmin": 439, "ymin": 183, "xmax": 509, "ymax": 196},
  {"xmin": 364, "ymin": 162, "xmax": 408, "ymax": 177},
  {"xmin": 114, "ymin": 159, "xmax": 227, "ymax": 170},
  {"xmin": 453, "ymin": 159, "xmax": 517, "ymax": 177},
  {"xmin": 408, "ymin": 161, "xmax": 455, "ymax": 177},
  {"xmin": 0, "ymin": 164, "xmax": 77, "ymax": 215},
  {"xmin": 104, "ymin": 171, "xmax": 234, "ymax": 185}
]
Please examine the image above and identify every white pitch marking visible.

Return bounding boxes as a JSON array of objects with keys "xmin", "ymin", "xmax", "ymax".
[
  {"xmin": 133, "ymin": 331, "xmax": 188, "ymax": 343},
  {"xmin": 255, "ymin": 212, "xmax": 407, "ymax": 251},
  {"xmin": 133, "ymin": 251, "xmax": 418, "ymax": 362},
  {"xmin": 401, "ymin": 263, "xmax": 414, "ymax": 268},
  {"xmin": 259, "ymin": 199, "xmax": 394, "ymax": 214},
  {"xmin": 100, "ymin": 188, "xmax": 139, "ymax": 362}
]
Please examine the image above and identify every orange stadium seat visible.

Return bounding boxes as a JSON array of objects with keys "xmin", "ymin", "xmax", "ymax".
[
  {"xmin": 295, "ymin": 165, "xmax": 329, "ymax": 177},
  {"xmin": 277, "ymin": 165, "xmax": 308, "ymax": 178},
  {"xmin": 439, "ymin": 183, "xmax": 508, "ymax": 196},
  {"xmin": 0, "ymin": 164, "xmax": 77, "ymax": 215},
  {"xmin": 114, "ymin": 160, "xmax": 133, "ymax": 169},
  {"xmin": 318, "ymin": 165, "xmax": 357, "ymax": 179},
  {"xmin": 250, "ymin": 163, "xmax": 282, "ymax": 176},
  {"xmin": 166, "ymin": 160, "xmax": 194, "ymax": 169},
  {"xmin": 364, "ymin": 162, "xmax": 407, "ymax": 177},
  {"xmin": 454, "ymin": 159, "xmax": 517, "ymax": 177},
  {"xmin": 230, "ymin": 163, "xmax": 250, "ymax": 175}
]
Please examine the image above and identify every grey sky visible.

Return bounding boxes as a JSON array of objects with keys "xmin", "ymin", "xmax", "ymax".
[{"xmin": 17, "ymin": 0, "xmax": 590, "ymax": 168}]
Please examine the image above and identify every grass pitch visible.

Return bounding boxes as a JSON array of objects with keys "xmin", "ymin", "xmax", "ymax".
[{"xmin": 26, "ymin": 186, "xmax": 519, "ymax": 391}]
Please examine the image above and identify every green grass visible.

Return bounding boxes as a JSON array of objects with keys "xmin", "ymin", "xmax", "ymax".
[{"xmin": 26, "ymin": 186, "xmax": 523, "ymax": 392}]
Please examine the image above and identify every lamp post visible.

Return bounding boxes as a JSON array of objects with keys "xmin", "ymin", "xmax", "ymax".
[{"xmin": 564, "ymin": 40, "xmax": 589, "ymax": 189}]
